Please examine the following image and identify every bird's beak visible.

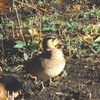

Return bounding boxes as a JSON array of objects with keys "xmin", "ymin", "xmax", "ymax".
[{"xmin": 58, "ymin": 40, "xmax": 66, "ymax": 46}]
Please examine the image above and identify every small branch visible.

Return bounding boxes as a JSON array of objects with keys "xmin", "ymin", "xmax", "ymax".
[
  {"xmin": 88, "ymin": 45, "xmax": 97, "ymax": 56},
  {"xmin": 14, "ymin": 0, "xmax": 52, "ymax": 14},
  {"xmin": 1, "ymin": 40, "xmax": 4, "ymax": 60},
  {"xmin": 37, "ymin": 7, "xmax": 52, "ymax": 14},
  {"xmin": 14, "ymin": 0, "xmax": 37, "ymax": 9},
  {"xmin": 68, "ymin": 35, "xmax": 72, "ymax": 56},
  {"xmin": 0, "ymin": 25, "xmax": 6, "ymax": 35},
  {"xmin": 13, "ymin": 1, "xmax": 25, "ymax": 42}
]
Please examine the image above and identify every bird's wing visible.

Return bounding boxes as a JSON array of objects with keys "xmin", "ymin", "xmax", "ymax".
[{"xmin": 24, "ymin": 51, "xmax": 51, "ymax": 74}]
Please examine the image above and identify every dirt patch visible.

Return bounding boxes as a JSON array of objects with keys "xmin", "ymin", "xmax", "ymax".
[{"xmin": 0, "ymin": 51, "xmax": 100, "ymax": 100}]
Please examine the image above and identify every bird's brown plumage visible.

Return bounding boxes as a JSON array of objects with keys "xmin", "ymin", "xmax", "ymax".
[{"xmin": 24, "ymin": 35, "xmax": 66, "ymax": 80}]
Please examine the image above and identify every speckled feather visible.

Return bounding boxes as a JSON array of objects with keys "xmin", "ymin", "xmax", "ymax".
[{"xmin": 24, "ymin": 35, "xmax": 65, "ymax": 79}]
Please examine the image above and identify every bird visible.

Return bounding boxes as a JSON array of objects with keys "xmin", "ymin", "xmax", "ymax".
[{"xmin": 24, "ymin": 34, "xmax": 66, "ymax": 90}]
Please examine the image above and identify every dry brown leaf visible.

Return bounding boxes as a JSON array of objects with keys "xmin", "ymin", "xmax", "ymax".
[
  {"xmin": 0, "ymin": 83, "xmax": 7, "ymax": 100},
  {"xmin": 77, "ymin": 34, "xmax": 92, "ymax": 44},
  {"xmin": 0, "ymin": 2, "xmax": 4, "ymax": 6},
  {"xmin": 0, "ymin": 0, "xmax": 9, "ymax": 4},
  {"xmin": 93, "ymin": 23, "xmax": 100, "ymax": 28},
  {"xmin": 0, "ymin": 0, "xmax": 12, "ymax": 13},
  {"xmin": 62, "ymin": 28, "xmax": 67, "ymax": 35},
  {"xmin": 83, "ymin": 35, "xmax": 91, "ymax": 39},
  {"xmin": 28, "ymin": 28, "xmax": 38, "ymax": 37},
  {"xmin": 69, "ymin": 4, "xmax": 81, "ymax": 11},
  {"xmin": 91, "ymin": 23, "xmax": 100, "ymax": 35},
  {"xmin": 0, "ymin": 67, "xmax": 3, "ymax": 72},
  {"xmin": 14, "ymin": 91, "xmax": 19, "ymax": 98},
  {"xmin": 0, "ymin": 7, "xmax": 9, "ymax": 13},
  {"xmin": 58, "ymin": 0, "xmax": 64, "ymax": 3},
  {"xmin": 84, "ymin": 66, "xmax": 88, "ymax": 68}
]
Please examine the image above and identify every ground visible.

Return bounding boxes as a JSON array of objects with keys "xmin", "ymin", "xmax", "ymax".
[
  {"xmin": 0, "ymin": 0, "xmax": 100, "ymax": 100},
  {"xmin": 0, "ymin": 41, "xmax": 100, "ymax": 100}
]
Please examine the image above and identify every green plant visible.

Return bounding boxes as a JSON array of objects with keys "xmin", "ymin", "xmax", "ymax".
[{"xmin": 42, "ymin": 20, "xmax": 57, "ymax": 31}]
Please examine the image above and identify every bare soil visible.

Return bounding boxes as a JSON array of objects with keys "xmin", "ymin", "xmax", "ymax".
[{"xmin": 0, "ymin": 40, "xmax": 100, "ymax": 100}]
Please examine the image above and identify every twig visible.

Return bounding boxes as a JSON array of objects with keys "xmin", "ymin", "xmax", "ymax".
[
  {"xmin": 68, "ymin": 35, "xmax": 72, "ymax": 56},
  {"xmin": 88, "ymin": 45, "xmax": 97, "ymax": 56},
  {"xmin": 13, "ymin": 1, "xmax": 25, "ymax": 42},
  {"xmin": 0, "ymin": 25, "xmax": 6, "ymax": 35},
  {"xmin": 14, "ymin": 0, "xmax": 36, "ymax": 9},
  {"xmin": 14, "ymin": 0, "xmax": 52, "ymax": 14},
  {"xmin": 1, "ymin": 40, "xmax": 4, "ymax": 60},
  {"xmin": 37, "ymin": 7, "xmax": 52, "ymax": 14}
]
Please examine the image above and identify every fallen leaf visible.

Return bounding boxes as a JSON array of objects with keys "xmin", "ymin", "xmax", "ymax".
[
  {"xmin": 0, "ymin": 67, "xmax": 3, "ymax": 72},
  {"xmin": 58, "ymin": 0, "xmax": 64, "ymax": 3},
  {"xmin": 28, "ymin": 28, "xmax": 38, "ymax": 37},
  {"xmin": 0, "ymin": 0, "xmax": 9, "ymax": 4},
  {"xmin": 0, "ymin": 0, "xmax": 12, "ymax": 13},
  {"xmin": 77, "ymin": 34, "xmax": 92, "ymax": 44},
  {"xmin": 14, "ymin": 91, "xmax": 19, "ymax": 98},
  {"xmin": 84, "ymin": 66, "xmax": 88, "ymax": 68},
  {"xmin": 69, "ymin": 4, "xmax": 81, "ymax": 11},
  {"xmin": 0, "ymin": 3, "xmax": 4, "ymax": 6},
  {"xmin": 91, "ymin": 23, "xmax": 100, "ymax": 35},
  {"xmin": 93, "ymin": 23, "xmax": 100, "ymax": 28}
]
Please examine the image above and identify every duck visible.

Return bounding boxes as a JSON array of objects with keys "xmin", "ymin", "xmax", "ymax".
[{"xmin": 24, "ymin": 34, "xmax": 66, "ymax": 90}]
